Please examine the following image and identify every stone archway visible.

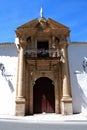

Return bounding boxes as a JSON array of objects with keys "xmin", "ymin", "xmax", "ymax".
[{"xmin": 33, "ymin": 77, "xmax": 55, "ymax": 114}]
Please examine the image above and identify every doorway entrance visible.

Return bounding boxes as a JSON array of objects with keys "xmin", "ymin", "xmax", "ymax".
[{"xmin": 33, "ymin": 77, "xmax": 55, "ymax": 114}]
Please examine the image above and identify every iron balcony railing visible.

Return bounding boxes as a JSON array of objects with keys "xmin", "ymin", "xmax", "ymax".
[{"xmin": 24, "ymin": 48, "xmax": 62, "ymax": 59}]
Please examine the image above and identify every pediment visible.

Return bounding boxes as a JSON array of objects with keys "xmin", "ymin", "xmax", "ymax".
[
  {"xmin": 16, "ymin": 17, "xmax": 70, "ymax": 37},
  {"xmin": 17, "ymin": 18, "xmax": 39, "ymax": 29},
  {"xmin": 47, "ymin": 18, "xmax": 69, "ymax": 30}
]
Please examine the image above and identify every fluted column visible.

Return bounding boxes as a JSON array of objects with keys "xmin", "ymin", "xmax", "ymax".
[
  {"xmin": 62, "ymin": 45, "xmax": 71, "ymax": 97},
  {"xmin": 17, "ymin": 46, "xmax": 24, "ymax": 97}
]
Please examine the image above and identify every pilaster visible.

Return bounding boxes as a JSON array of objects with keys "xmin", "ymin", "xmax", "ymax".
[
  {"xmin": 61, "ymin": 44, "xmax": 72, "ymax": 115},
  {"xmin": 15, "ymin": 45, "xmax": 26, "ymax": 116}
]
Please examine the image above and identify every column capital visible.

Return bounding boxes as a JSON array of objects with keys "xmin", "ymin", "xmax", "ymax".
[{"xmin": 19, "ymin": 36, "xmax": 27, "ymax": 48}]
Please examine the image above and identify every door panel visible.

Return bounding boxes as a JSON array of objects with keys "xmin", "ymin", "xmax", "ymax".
[{"xmin": 33, "ymin": 77, "xmax": 55, "ymax": 114}]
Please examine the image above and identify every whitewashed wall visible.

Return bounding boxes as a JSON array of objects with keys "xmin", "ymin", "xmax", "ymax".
[
  {"xmin": 68, "ymin": 42, "xmax": 87, "ymax": 114},
  {"xmin": 0, "ymin": 42, "xmax": 87, "ymax": 115},
  {"xmin": 0, "ymin": 44, "xmax": 17, "ymax": 115}
]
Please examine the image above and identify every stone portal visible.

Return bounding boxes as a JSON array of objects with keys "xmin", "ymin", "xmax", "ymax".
[{"xmin": 15, "ymin": 17, "xmax": 72, "ymax": 116}]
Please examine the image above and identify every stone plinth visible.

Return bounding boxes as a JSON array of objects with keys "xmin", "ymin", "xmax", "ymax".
[
  {"xmin": 15, "ymin": 98, "xmax": 26, "ymax": 116},
  {"xmin": 61, "ymin": 97, "xmax": 72, "ymax": 115}
]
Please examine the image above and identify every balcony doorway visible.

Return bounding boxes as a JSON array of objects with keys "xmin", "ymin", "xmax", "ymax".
[{"xmin": 37, "ymin": 41, "xmax": 49, "ymax": 58}]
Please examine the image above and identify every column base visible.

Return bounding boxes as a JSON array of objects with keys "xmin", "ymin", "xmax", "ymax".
[
  {"xmin": 61, "ymin": 96, "xmax": 73, "ymax": 115},
  {"xmin": 15, "ymin": 97, "xmax": 26, "ymax": 116}
]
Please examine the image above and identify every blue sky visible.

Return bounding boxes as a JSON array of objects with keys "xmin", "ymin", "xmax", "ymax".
[{"xmin": 0, "ymin": 0, "xmax": 87, "ymax": 42}]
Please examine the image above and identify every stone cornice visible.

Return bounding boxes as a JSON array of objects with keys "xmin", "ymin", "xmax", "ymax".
[{"xmin": 15, "ymin": 18, "xmax": 70, "ymax": 38}]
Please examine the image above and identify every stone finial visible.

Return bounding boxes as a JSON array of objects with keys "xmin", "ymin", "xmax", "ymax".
[{"xmin": 40, "ymin": 7, "xmax": 43, "ymax": 18}]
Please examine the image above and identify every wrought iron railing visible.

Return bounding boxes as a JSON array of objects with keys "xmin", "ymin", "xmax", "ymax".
[{"xmin": 24, "ymin": 49, "xmax": 62, "ymax": 59}]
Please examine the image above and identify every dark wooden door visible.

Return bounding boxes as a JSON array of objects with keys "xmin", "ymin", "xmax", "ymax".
[{"xmin": 33, "ymin": 77, "xmax": 55, "ymax": 114}]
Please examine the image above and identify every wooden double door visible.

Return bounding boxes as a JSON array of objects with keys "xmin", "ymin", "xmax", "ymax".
[{"xmin": 33, "ymin": 77, "xmax": 55, "ymax": 114}]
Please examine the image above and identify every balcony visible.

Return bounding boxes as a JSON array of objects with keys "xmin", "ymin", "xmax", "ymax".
[
  {"xmin": 24, "ymin": 48, "xmax": 62, "ymax": 59},
  {"xmin": 24, "ymin": 49, "xmax": 62, "ymax": 67}
]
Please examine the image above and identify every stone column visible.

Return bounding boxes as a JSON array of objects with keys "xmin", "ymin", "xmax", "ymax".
[
  {"xmin": 15, "ymin": 45, "xmax": 26, "ymax": 116},
  {"xmin": 61, "ymin": 44, "xmax": 72, "ymax": 115}
]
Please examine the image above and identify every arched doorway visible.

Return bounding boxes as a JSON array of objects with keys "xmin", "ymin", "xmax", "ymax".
[{"xmin": 33, "ymin": 77, "xmax": 55, "ymax": 114}]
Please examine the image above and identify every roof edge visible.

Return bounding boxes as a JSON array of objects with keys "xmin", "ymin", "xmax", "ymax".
[
  {"xmin": 0, "ymin": 42, "xmax": 15, "ymax": 46},
  {"xmin": 16, "ymin": 18, "xmax": 39, "ymax": 29},
  {"xmin": 47, "ymin": 18, "xmax": 69, "ymax": 29}
]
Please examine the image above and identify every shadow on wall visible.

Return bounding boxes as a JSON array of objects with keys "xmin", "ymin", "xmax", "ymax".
[
  {"xmin": 75, "ymin": 73, "xmax": 87, "ymax": 113},
  {"xmin": 0, "ymin": 63, "xmax": 14, "ymax": 93},
  {"xmin": 5, "ymin": 77, "xmax": 14, "ymax": 93}
]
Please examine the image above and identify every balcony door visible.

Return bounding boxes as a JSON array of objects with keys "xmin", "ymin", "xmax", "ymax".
[{"xmin": 37, "ymin": 41, "xmax": 49, "ymax": 58}]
